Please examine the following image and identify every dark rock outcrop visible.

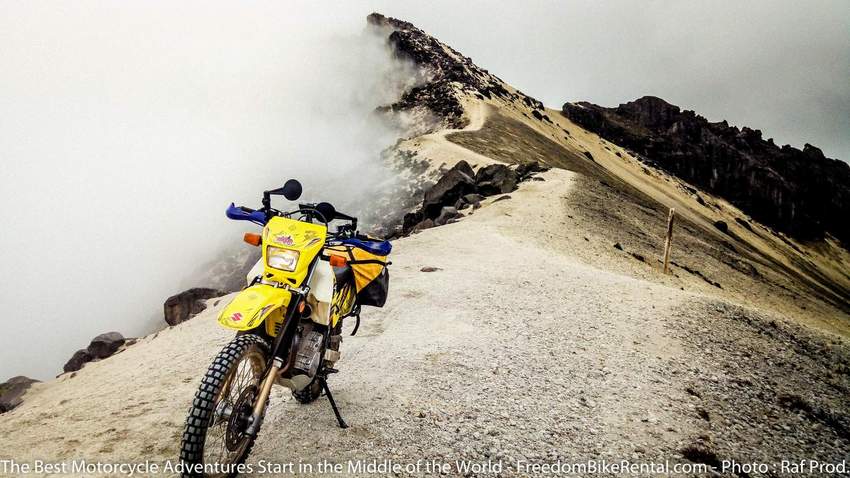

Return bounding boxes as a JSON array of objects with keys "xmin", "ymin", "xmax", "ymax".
[
  {"xmin": 164, "ymin": 287, "xmax": 226, "ymax": 326},
  {"xmin": 62, "ymin": 332, "xmax": 130, "ymax": 374},
  {"xmin": 63, "ymin": 349, "xmax": 92, "ymax": 373},
  {"xmin": 368, "ymin": 13, "xmax": 540, "ymax": 130},
  {"xmin": 87, "ymin": 332, "xmax": 125, "ymax": 359},
  {"xmin": 562, "ymin": 96, "xmax": 850, "ymax": 244},
  {"xmin": 399, "ymin": 159, "xmax": 546, "ymax": 236},
  {"xmin": 475, "ymin": 164, "xmax": 518, "ymax": 195},
  {"xmin": 0, "ymin": 376, "xmax": 39, "ymax": 413},
  {"xmin": 422, "ymin": 162, "xmax": 476, "ymax": 218}
]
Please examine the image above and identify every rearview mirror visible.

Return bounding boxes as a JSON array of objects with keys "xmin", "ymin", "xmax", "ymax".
[
  {"xmin": 315, "ymin": 202, "xmax": 336, "ymax": 223},
  {"xmin": 281, "ymin": 179, "xmax": 302, "ymax": 201},
  {"xmin": 262, "ymin": 179, "xmax": 303, "ymax": 211}
]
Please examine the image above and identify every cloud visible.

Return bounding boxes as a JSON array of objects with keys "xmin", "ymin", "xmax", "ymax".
[{"xmin": 0, "ymin": 2, "xmax": 411, "ymax": 379}]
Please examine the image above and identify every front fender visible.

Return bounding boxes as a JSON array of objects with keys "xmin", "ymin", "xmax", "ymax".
[{"xmin": 217, "ymin": 284, "xmax": 291, "ymax": 332}]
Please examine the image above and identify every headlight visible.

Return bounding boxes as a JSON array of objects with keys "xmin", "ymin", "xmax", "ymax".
[{"xmin": 266, "ymin": 246, "xmax": 299, "ymax": 272}]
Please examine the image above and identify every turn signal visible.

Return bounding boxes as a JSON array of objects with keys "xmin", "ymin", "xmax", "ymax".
[
  {"xmin": 329, "ymin": 255, "xmax": 347, "ymax": 267},
  {"xmin": 243, "ymin": 233, "xmax": 261, "ymax": 246}
]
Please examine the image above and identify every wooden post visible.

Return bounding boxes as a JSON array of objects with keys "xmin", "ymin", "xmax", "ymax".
[{"xmin": 662, "ymin": 208, "xmax": 675, "ymax": 274}]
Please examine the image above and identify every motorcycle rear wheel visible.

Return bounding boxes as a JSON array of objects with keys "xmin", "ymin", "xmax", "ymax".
[{"xmin": 180, "ymin": 334, "xmax": 269, "ymax": 477}]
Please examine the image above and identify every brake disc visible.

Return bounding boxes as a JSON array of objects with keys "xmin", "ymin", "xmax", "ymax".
[{"xmin": 226, "ymin": 385, "xmax": 258, "ymax": 451}]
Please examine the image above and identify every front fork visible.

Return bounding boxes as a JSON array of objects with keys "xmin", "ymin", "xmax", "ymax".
[{"xmin": 244, "ymin": 260, "xmax": 317, "ymax": 437}]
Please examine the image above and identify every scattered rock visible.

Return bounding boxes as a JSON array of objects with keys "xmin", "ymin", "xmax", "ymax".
[
  {"xmin": 713, "ymin": 220, "xmax": 729, "ymax": 234},
  {"xmin": 420, "ymin": 267, "xmax": 442, "ymax": 272},
  {"xmin": 63, "ymin": 349, "xmax": 92, "ymax": 373},
  {"xmin": 735, "ymin": 217, "xmax": 753, "ymax": 231},
  {"xmin": 451, "ymin": 159, "xmax": 475, "ymax": 179},
  {"xmin": 613, "ymin": 242, "xmax": 623, "ymax": 250},
  {"xmin": 164, "ymin": 288, "xmax": 227, "ymax": 326},
  {"xmin": 475, "ymin": 164, "xmax": 518, "ymax": 196},
  {"xmin": 87, "ymin": 332, "xmax": 126, "ymax": 360},
  {"xmin": 423, "ymin": 163, "xmax": 476, "ymax": 217},
  {"xmin": 412, "ymin": 218, "xmax": 435, "ymax": 233},
  {"xmin": 0, "ymin": 376, "xmax": 39, "ymax": 413},
  {"xmin": 455, "ymin": 193, "xmax": 484, "ymax": 211},
  {"xmin": 435, "ymin": 207, "xmax": 461, "ymax": 226},
  {"xmin": 492, "ymin": 195, "xmax": 512, "ymax": 203},
  {"xmin": 513, "ymin": 160, "xmax": 548, "ymax": 180},
  {"xmin": 62, "ymin": 332, "xmax": 127, "ymax": 374}
]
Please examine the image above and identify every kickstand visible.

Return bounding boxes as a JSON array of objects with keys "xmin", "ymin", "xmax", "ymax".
[{"xmin": 320, "ymin": 377, "xmax": 349, "ymax": 429}]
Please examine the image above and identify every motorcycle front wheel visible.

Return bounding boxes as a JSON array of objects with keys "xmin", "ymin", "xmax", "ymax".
[{"xmin": 180, "ymin": 334, "xmax": 269, "ymax": 477}]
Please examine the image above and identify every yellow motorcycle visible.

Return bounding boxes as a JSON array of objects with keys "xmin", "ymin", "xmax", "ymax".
[{"xmin": 179, "ymin": 180, "xmax": 390, "ymax": 476}]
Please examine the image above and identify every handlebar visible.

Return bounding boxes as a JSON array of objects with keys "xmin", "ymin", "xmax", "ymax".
[{"xmin": 225, "ymin": 202, "xmax": 358, "ymax": 235}]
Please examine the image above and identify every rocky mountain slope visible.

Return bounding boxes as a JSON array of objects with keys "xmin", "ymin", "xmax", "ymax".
[
  {"xmin": 1, "ymin": 12, "xmax": 848, "ymax": 476},
  {"xmin": 563, "ymin": 97, "xmax": 850, "ymax": 244}
]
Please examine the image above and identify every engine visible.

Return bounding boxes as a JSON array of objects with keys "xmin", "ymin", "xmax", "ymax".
[{"xmin": 288, "ymin": 320, "xmax": 324, "ymax": 391}]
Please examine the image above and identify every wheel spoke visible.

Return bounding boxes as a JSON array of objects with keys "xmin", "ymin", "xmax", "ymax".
[{"xmin": 197, "ymin": 344, "xmax": 266, "ymax": 472}]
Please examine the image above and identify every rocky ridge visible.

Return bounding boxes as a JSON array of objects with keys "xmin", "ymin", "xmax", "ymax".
[
  {"xmin": 562, "ymin": 96, "xmax": 850, "ymax": 245},
  {"xmin": 368, "ymin": 13, "xmax": 546, "ymax": 131}
]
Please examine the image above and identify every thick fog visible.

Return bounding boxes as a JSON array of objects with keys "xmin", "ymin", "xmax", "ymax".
[
  {"xmin": 2, "ymin": 1, "xmax": 847, "ymax": 380},
  {"xmin": 0, "ymin": 3, "xmax": 414, "ymax": 380}
]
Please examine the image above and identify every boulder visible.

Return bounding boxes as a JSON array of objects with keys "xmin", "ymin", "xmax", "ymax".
[
  {"xmin": 475, "ymin": 164, "xmax": 518, "ymax": 196},
  {"xmin": 402, "ymin": 209, "xmax": 424, "ymax": 232},
  {"xmin": 452, "ymin": 159, "xmax": 475, "ymax": 179},
  {"xmin": 412, "ymin": 218, "xmax": 435, "ymax": 233},
  {"xmin": 0, "ymin": 376, "xmax": 39, "ymax": 413},
  {"xmin": 423, "ymin": 164, "xmax": 476, "ymax": 218},
  {"xmin": 462, "ymin": 193, "xmax": 484, "ymax": 205},
  {"xmin": 456, "ymin": 193, "xmax": 484, "ymax": 210},
  {"xmin": 514, "ymin": 160, "xmax": 548, "ymax": 180},
  {"xmin": 435, "ymin": 207, "xmax": 461, "ymax": 226},
  {"xmin": 164, "ymin": 287, "xmax": 226, "ymax": 326},
  {"xmin": 87, "ymin": 332, "xmax": 126, "ymax": 359},
  {"xmin": 63, "ymin": 349, "xmax": 92, "ymax": 373}
]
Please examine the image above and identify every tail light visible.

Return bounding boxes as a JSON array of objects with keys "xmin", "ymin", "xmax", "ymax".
[{"xmin": 329, "ymin": 255, "xmax": 347, "ymax": 267}]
